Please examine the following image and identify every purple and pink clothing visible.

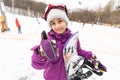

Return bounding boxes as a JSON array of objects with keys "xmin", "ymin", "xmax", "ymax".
[{"xmin": 31, "ymin": 29, "xmax": 92, "ymax": 80}]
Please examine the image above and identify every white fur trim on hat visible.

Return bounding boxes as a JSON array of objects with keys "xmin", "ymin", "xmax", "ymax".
[{"xmin": 47, "ymin": 9, "xmax": 69, "ymax": 26}]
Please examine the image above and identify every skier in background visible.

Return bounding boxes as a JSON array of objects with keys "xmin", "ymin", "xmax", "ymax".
[
  {"xmin": 15, "ymin": 17, "xmax": 22, "ymax": 34},
  {"xmin": 31, "ymin": 4, "xmax": 106, "ymax": 80}
]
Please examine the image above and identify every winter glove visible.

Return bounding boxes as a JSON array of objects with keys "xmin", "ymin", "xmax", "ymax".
[
  {"xmin": 90, "ymin": 54, "xmax": 107, "ymax": 72},
  {"xmin": 40, "ymin": 31, "xmax": 58, "ymax": 60},
  {"xmin": 90, "ymin": 54, "xmax": 99, "ymax": 70},
  {"xmin": 39, "ymin": 47, "xmax": 46, "ymax": 57}
]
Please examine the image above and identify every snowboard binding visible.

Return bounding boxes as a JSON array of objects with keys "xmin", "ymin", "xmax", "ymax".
[{"xmin": 68, "ymin": 57, "xmax": 106, "ymax": 80}]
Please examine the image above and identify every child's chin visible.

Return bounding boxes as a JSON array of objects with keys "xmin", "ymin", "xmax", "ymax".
[
  {"xmin": 56, "ymin": 31, "xmax": 64, "ymax": 34},
  {"xmin": 55, "ymin": 30, "xmax": 65, "ymax": 34}
]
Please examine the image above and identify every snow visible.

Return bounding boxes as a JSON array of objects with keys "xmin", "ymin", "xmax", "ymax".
[{"xmin": 0, "ymin": 12, "xmax": 120, "ymax": 80}]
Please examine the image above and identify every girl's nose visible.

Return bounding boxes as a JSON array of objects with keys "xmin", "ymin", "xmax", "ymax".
[{"xmin": 55, "ymin": 23, "xmax": 61, "ymax": 28}]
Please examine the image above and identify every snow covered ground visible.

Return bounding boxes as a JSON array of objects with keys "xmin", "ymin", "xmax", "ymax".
[{"xmin": 0, "ymin": 12, "xmax": 120, "ymax": 80}]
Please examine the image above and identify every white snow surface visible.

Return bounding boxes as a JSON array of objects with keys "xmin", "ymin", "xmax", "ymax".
[{"xmin": 0, "ymin": 12, "xmax": 120, "ymax": 80}]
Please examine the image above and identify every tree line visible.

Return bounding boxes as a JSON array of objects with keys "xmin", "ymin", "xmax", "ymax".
[
  {"xmin": 4, "ymin": 0, "xmax": 120, "ymax": 27},
  {"xmin": 4, "ymin": 0, "xmax": 46, "ymax": 16}
]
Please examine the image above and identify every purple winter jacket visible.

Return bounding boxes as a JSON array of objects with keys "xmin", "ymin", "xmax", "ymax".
[{"xmin": 31, "ymin": 28, "xmax": 92, "ymax": 80}]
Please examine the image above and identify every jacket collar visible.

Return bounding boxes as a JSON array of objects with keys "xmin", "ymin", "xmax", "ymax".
[{"xmin": 48, "ymin": 28, "xmax": 71, "ymax": 42}]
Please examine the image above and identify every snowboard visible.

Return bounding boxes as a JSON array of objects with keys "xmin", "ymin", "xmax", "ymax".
[
  {"xmin": 63, "ymin": 31, "xmax": 80, "ymax": 79},
  {"xmin": 63, "ymin": 31, "xmax": 106, "ymax": 80}
]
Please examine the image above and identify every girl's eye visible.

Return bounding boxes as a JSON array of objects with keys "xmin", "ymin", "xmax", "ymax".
[
  {"xmin": 58, "ymin": 20, "xmax": 63, "ymax": 23},
  {"xmin": 51, "ymin": 22, "xmax": 55, "ymax": 25}
]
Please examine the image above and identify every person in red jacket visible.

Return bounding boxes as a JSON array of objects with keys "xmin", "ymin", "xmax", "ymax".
[{"xmin": 15, "ymin": 17, "xmax": 22, "ymax": 34}]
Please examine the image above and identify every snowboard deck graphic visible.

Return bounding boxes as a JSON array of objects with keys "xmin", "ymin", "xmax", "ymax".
[
  {"xmin": 63, "ymin": 31, "xmax": 80, "ymax": 78},
  {"xmin": 63, "ymin": 31, "xmax": 106, "ymax": 80}
]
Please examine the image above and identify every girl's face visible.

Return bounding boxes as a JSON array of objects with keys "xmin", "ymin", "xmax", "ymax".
[{"xmin": 50, "ymin": 18, "xmax": 67, "ymax": 34}]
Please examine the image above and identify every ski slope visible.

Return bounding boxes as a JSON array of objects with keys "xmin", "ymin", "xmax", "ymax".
[{"xmin": 0, "ymin": 12, "xmax": 120, "ymax": 80}]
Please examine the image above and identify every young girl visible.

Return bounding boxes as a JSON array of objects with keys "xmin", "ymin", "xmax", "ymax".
[{"xmin": 31, "ymin": 4, "xmax": 106, "ymax": 80}]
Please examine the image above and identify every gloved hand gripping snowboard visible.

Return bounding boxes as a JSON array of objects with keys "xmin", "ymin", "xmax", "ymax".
[
  {"xmin": 40, "ymin": 31, "xmax": 58, "ymax": 60},
  {"xmin": 83, "ymin": 54, "xmax": 107, "ymax": 76}
]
